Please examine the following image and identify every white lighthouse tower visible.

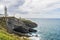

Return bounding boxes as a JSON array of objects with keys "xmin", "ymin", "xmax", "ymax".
[{"xmin": 4, "ymin": 6, "xmax": 8, "ymax": 17}]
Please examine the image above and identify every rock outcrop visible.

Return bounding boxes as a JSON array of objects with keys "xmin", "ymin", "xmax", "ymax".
[
  {"xmin": 0, "ymin": 17, "xmax": 37, "ymax": 36},
  {"xmin": 20, "ymin": 19, "xmax": 37, "ymax": 28}
]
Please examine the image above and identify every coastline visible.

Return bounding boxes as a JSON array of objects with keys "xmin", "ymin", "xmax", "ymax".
[{"xmin": 0, "ymin": 17, "xmax": 37, "ymax": 40}]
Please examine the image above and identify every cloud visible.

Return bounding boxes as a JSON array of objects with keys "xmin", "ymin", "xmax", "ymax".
[
  {"xmin": 0, "ymin": 4, "xmax": 4, "ymax": 14},
  {"xmin": 0, "ymin": 0, "xmax": 25, "ymax": 15},
  {"xmin": 1, "ymin": 0, "xmax": 24, "ymax": 7},
  {"xmin": 17, "ymin": 0, "xmax": 60, "ymax": 18},
  {"xmin": 0, "ymin": 0, "xmax": 60, "ymax": 18},
  {"xmin": 19, "ymin": 0, "xmax": 60, "ymax": 12}
]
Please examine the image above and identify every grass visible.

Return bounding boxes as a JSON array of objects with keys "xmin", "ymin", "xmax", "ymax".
[
  {"xmin": 0, "ymin": 29, "xmax": 29, "ymax": 40},
  {"xmin": 0, "ymin": 17, "xmax": 29, "ymax": 40},
  {"xmin": 20, "ymin": 18, "xmax": 37, "ymax": 28},
  {"xmin": 20, "ymin": 18, "xmax": 33, "ymax": 23}
]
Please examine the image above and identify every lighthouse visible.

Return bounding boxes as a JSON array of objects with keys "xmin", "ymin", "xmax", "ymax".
[
  {"xmin": 5, "ymin": 6, "xmax": 8, "ymax": 17},
  {"xmin": 4, "ymin": 6, "xmax": 13, "ymax": 33}
]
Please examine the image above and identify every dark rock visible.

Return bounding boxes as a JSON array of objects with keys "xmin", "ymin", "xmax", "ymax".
[
  {"xmin": 29, "ymin": 28, "xmax": 37, "ymax": 33},
  {"xmin": 13, "ymin": 26, "xmax": 29, "ymax": 33},
  {"xmin": 22, "ymin": 20, "xmax": 37, "ymax": 28},
  {"xmin": 3, "ymin": 17, "xmax": 37, "ymax": 35},
  {"xmin": 13, "ymin": 26, "xmax": 37, "ymax": 33}
]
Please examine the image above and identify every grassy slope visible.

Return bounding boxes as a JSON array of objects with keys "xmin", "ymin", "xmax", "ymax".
[
  {"xmin": 0, "ymin": 29, "xmax": 29, "ymax": 40},
  {"xmin": 0, "ymin": 17, "xmax": 29, "ymax": 40}
]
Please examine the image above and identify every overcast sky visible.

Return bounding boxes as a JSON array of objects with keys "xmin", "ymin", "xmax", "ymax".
[{"xmin": 0, "ymin": 0, "xmax": 60, "ymax": 18}]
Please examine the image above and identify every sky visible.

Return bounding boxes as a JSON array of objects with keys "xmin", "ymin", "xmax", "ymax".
[{"xmin": 0, "ymin": 0, "xmax": 60, "ymax": 18}]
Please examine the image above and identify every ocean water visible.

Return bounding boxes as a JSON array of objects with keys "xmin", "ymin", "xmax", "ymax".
[{"xmin": 28, "ymin": 18, "xmax": 60, "ymax": 40}]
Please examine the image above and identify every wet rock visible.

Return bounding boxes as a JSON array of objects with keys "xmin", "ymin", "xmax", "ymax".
[{"xmin": 29, "ymin": 28, "xmax": 37, "ymax": 33}]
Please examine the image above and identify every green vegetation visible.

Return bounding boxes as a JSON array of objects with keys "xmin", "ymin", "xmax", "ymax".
[
  {"xmin": 0, "ymin": 17, "xmax": 29, "ymax": 40},
  {"xmin": 20, "ymin": 18, "xmax": 37, "ymax": 28},
  {"xmin": 0, "ymin": 30, "xmax": 29, "ymax": 40},
  {"xmin": 20, "ymin": 18, "xmax": 33, "ymax": 23}
]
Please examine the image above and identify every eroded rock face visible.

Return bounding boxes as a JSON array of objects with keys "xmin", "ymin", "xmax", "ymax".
[
  {"xmin": 4, "ymin": 17, "xmax": 37, "ymax": 34},
  {"xmin": 22, "ymin": 21, "xmax": 37, "ymax": 28},
  {"xmin": 13, "ymin": 26, "xmax": 37, "ymax": 33},
  {"xmin": 13, "ymin": 26, "xmax": 29, "ymax": 33},
  {"xmin": 29, "ymin": 28, "xmax": 37, "ymax": 33},
  {"xmin": 21, "ymin": 19, "xmax": 37, "ymax": 28}
]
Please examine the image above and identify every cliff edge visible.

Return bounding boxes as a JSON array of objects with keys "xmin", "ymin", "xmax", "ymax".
[{"xmin": 0, "ymin": 17, "xmax": 37, "ymax": 40}]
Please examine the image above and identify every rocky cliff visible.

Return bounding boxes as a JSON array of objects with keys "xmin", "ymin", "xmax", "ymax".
[
  {"xmin": 0, "ymin": 17, "xmax": 37, "ymax": 37},
  {"xmin": 0, "ymin": 17, "xmax": 29, "ymax": 40}
]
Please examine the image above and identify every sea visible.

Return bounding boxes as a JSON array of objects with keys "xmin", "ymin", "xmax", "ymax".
[{"xmin": 28, "ymin": 18, "xmax": 60, "ymax": 40}]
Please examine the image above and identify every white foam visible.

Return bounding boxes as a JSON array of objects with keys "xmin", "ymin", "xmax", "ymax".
[{"xmin": 29, "ymin": 37, "xmax": 41, "ymax": 40}]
